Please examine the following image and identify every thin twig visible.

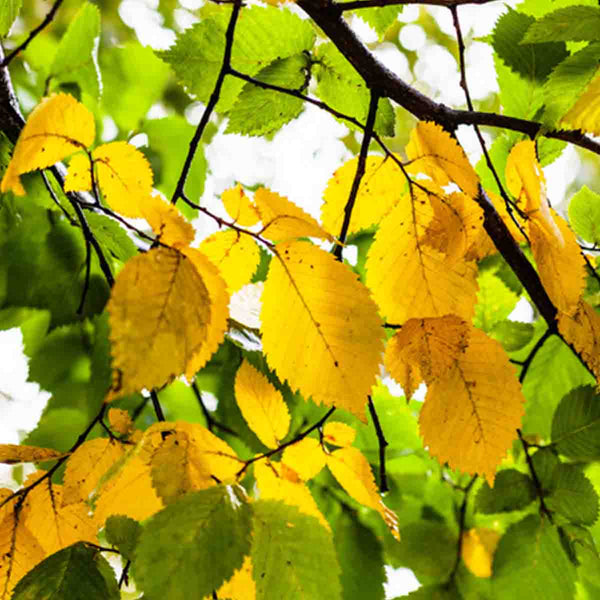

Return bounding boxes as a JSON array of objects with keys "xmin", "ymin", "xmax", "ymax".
[
  {"xmin": 334, "ymin": 90, "xmax": 380, "ymax": 259},
  {"xmin": 367, "ymin": 395, "xmax": 389, "ymax": 492},
  {"xmin": 1, "ymin": 0, "xmax": 65, "ymax": 68},
  {"xmin": 191, "ymin": 381, "xmax": 237, "ymax": 435},
  {"xmin": 171, "ymin": 0, "xmax": 243, "ymax": 206},
  {"xmin": 582, "ymin": 252, "xmax": 600, "ymax": 288},
  {"xmin": 150, "ymin": 389, "xmax": 166, "ymax": 422},
  {"xmin": 448, "ymin": 474, "xmax": 477, "ymax": 582},
  {"xmin": 237, "ymin": 407, "xmax": 336, "ymax": 476},
  {"xmin": 338, "ymin": 0, "xmax": 496, "ymax": 10},
  {"xmin": 119, "ymin": 560, "xmax": 131, "ymax": 589},
  {"xmin": 518, "ymin": 429, "xmax": 553, "ymax": 522},
  {"xmin": 518, "ymin": 328, "xmax": 554, "ymax": 384}
]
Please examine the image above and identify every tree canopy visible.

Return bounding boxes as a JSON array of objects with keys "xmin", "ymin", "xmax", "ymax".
[{"xmin": 2, "ymin": 0, "xmax": 600, "ymax": 598}]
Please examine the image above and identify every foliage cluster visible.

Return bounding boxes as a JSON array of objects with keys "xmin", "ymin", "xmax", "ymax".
[{"xmin": 2, "ymin": 0, "xmax": 600, "ymax": 598}]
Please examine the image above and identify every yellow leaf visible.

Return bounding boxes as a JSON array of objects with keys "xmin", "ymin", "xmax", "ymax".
[
  {"xmin": 366, "ymin": 187, "xmax": 479, "ymax": 324},
  {"xmin": 149, "ymin": 431, "xmax": 193, "ymax": 504},
  {"xmin": 107, "ymin": 246, "xmax": 212, "ymax": 399},
  {"xmin": 21, "ymin": 472, "xmax": 98, "ymax": 556},
  {"xmin": 108, "ymin": 408, "xmax": 133, "ymax": 437},
  {"xmin": 282, "ymin": 438, "xmax": 326, "ymax": 480},
  {"xmin": 385, "ymin": 316, "xmax": 470, "ymax": 390},
  {"xmin": 222, "ymin": 184, "xmax": 260, "ymax": 226},
  {"xmin": 254, "ymin": 460, "xmax": 329, "ymax": 529},
  {"xmin": 261, "ymin": 241, "xmax": 384, "ymax": 420},
  {"xmin": 0, "ymin": 444, "xmax": 65, "ymax": 465},
  {"xmin": 93, "ymin": 454, "xmax": 163, "ymax": 526},
  {"xmin": 461, "ymin": 528, "xmax": 501, "ymax": 578},
  {"xmin": 529, "ymin": 213, "xmax": 585, "ymax": 316},
  {"xmin": 200, "ymin": 229, "xmax": 260, "ymax": 292},
  {"xmin": 254, "ymin": 188, "xmax": 333, "ymax": 243},
  {"xmin": 0, "ymin": 493, "xmax": 45, "ymax": 599},
  {"xmin": 235, "ymin": 360, "xmax": 290, "ymax": 449},
  {"xmin": 0, "ymin": 93, "xmax": 95, "ymax": 196},
  {"xmin": 62, "ymin": 438, "xmax": 126, "ymax": 506},
  {"xmin": 326, "ymin": 447, "xmax": 399, "ymax": 540},
  {"xmin": 558, "ymin": 300, "xmax": 600, "ymax": 382},
  {"xmin": 426, "ymin": 190, "xmax": 484, "ymax": 265},
  {"xmin": 419, "ymin": 326, "xmax": 525, "ymax": 485},
  {"xmin": 141, "ymin": 194, "xmax": 195, "ymax": 248},
  {"xmin": 64, "ymin": 152, "xmax": 92, "ymax": 192},
  {"xmin": 321, "ymin": 155, "xmax": 405, "ymax": 236},
  {"xmin": 405, "ymin": 121, "xmax": 480, "ymax": 198},
  {"xmin": 216, "ymin": 555, "xmax": 255, "ymax": 600},
  {"xmin": 560, "ymin": 71, "xmax": 600, "ymax": 135},
  {"xmin": 322, "ymin": 422, "xmax": 356, "ymax": 448},
  {"xmin": 92, "ymin": 141, "xmax": 153, "ymax": 217},
  {"xmin": 182, "ymin": 247, "xmax": 230, "ymax": 379}
]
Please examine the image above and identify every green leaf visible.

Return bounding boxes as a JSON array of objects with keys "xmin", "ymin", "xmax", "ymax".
[
  {"xmin": 105, "ymin": 515, "xmax": 141, "ymax": 562},
  {"xmin": 226, "ymin": 54, "xmax": 307, "ymax": 137},
  {"xmin": 0, "ymin": 0, "xmax": 21, "ymax": 37},
  {"xmin": 0, "ymin": 307, "xmax": 51, "ymax": 357},
  {"xmin": 49, "ymin": 2, "xmax": 101, "ymax": 99},
  {"xmin": 86, "ymin": 212, "xmax": 137, "ymax": 263},
  {"xmin": 333, "ymin": 510, "xmax": 385, "ymax": 600},
  {"xmin": 494, "ymin": 54, "xmax": 544, "ymax": 120},
  {"xmin": 492, "ymin": 7, "xmax": 568, "ymax": 81},
  {"xmin": 546, "ymin": 463, "xmax": 599, "ymax": 525},
  {"xmin": 393, "ymin": 521, "xmax": 456, "ymax": 579},
  {"xmin": 11, "ymin": 542, "xmax": 119, "ymax": 600},
  {"xmin": 473, "ymin": 270, "xmax": 518, "ymax": 332},
  {"xmin": 252, "ymin": 499, "xmax": 342, "ymax": 600},
  {"xmin": 134, "ymin": 485, "xmax": 252, "ymax": 600},
  {"xmin": 144, "ymin": 116, "xmax": 207, "ymax": 207},
  {"xmin": 523, "ymin": 6, "xmax": 600, "ymax": 43},
  {"xmin": 314, "ymin": 42, "xmax": 395, "ymax": 137},
  {"xmin": 490, "ymin": 320, "xmax": 534, "ymax": 352},
  {"xmin": 531, "ymin": 447, "xmax": 560, "ymax": 491},
  {"xmin": 159, "ymin": 5, "xmax": 315, "ymax": 112},
  {"xmin": 521, "ymin": 335, "xmax": 594, "ymax": 438},
  {"xmin": 552, "ymin": 385, "xmax": 600, "ymax": 460},
  {"xmin": 101, "ymin": 42, "xmax": 170, "ymax": 132},
  {"xmin": 400, "ymin": 584, "xmax": 461, "ymax": 600},
  {"xmin": 542, "ymin": 43, "xmax": 600, "ymax": 127},
  {"xmin": 568, "ymin": 184, "xmax": 600, "ymax": 245},
  {"xmin": 358, "ymin": 6, "xmax": 402, "ymax": 39},
  {"xmin": 493, "ymin": 515, "xmax": 576, "ymax": 599},
  {"xmin": 476, "ymin": 469, "xmax": 536, "ymax": 513}
]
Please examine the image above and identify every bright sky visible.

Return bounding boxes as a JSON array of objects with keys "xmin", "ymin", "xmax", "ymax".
[{"xmin": 0, "ymin": 1, "xmax": 579, "ymax": 595}]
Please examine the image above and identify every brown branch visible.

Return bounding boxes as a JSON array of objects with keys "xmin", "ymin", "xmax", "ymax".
[
  {"xmin": 1, "ymin": 0, "xmax": 65, "ymax": 68},
  {"xmin": 338, "ymin": 0, "xmax": 496, "ymax": 9},
  {"xmin": 367, "ymin": 395, "xmax": 389, "ymax": 493},
  {"xmin": 171, "ymin": 0, "xmax": 243, "ymax": 206}
]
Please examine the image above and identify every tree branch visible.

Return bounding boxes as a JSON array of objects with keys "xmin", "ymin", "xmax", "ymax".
[
  {"xmin": 367, "ymin": 395, "xmax": 389, "ymax": 493},
  {"xmin": 338, "ymin": 0, "xmax": 496, "ymax": 9}
]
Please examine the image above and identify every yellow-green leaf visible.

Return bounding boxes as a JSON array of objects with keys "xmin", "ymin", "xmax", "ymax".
[
  {"xmin": 0, "ymin": 93, "xmax": 95, "ymax": 195},
  {"xmin": 107, "ymin": 246, "xmax": 211, "ymax": 399},
  {"xmin": 560, "ymin": 72, "xmax": 600, "ymax": 135},
  {"xmin": 235, "ymin": 359, "xmax": 290, "ymax": 449},
  {"xmin": 0, "ymin": 445, "xmax": 65, "ymax": 465},
  {"xmin": 261, "ymin": 241, "xmax": 384, "ymax": 420},
  {"xmin": 405, "ymin": 121, "xmax": 479, "ymax": 198}
]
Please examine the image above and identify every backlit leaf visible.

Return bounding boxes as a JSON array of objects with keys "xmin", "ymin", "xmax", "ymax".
[
  {"xmin": 107, "ymin": 246, "xmax": 211, "ymax": 399},
  {"xmin": 134, "ymin": 486, "xmax": 252, "ymax": 600},
  {"xmin": 558, "ymin": 300, "xmax": 600, "ymax": 383},
  {"xmin": 0, "ymin": 445, "xmax": 64, "ymax": 465},
  {"xmin": 141, "ymin": 194, "xmax": 195, "ymax": 248},
  {"xmin": 461, "ymin": 528, "xmax": 500, "ymax": 578},
  {"xmin": 321, "ymin": 154, "xmax": 405, "ymax": 237},
  {"xmin": 282, "ymin": 438, "xmax": 326, "ymax": 480},
  {"xmin": 366, "ymin": 187, "xmax": 479, "ymax": 324},
  {"xmin": 235, "ymin": 360, "xmax": 290, "ymax": 449},
  {"xmin": 107, "ymin": 408, "xmax": 133, "ymax": 437},
  {"xmin": 222, "ymin": 184, "xmax": 260, "ymax": 226},
  {"xmin": 0, "ymin": 94, "xmax": 95, "ymax": 195},
  {"xmin": 261, "ymin": 241, "xmax": 383, "ymax": 419},
  {"xmin": 323, "ymin": 422, "xmax": 356, "ymax": 448},
  {"xmin": 215, "ymin": 555, "xmax": 255, "ymax": 600},
  {"xmin": 64, "ymin": 152, "xmax": 92, "ymax": 192},
  {"xmin": 254, "ymin": 187, "xmax": 333, "ymax": 243},
  {"xmin": 560, "ymin": 71, "xmax": 600, "ymax": 135},
  {"xmin": 199, "ymin": 229, "xmax": 260, "ymax": 292},
  {"xmin": 569, "ymin": 184, "xmax": 600, "ymax": 244},
  {"xmin": 405, "ymin": 121, "xmax": 480, "ymax": 198},
  {"xmin": 92, "ymin": 141, "xmax": 153, "ymax": 218},
  {"xmin": 419, "ymin": 326, "xmax": 525, "ymax": 484},
  {"xmin": 326, "ymin": 446, "xmax": 399, "ymax": 539}
]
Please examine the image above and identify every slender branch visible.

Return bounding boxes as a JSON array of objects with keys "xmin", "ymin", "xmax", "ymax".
[
  {"xmin": 1, "ymin": 0, "xmax": 65, "ymax": 68},
  {"xmin": 518, "ymin": 329, "xmax": 554, "ymax": 384},
  {"xmin": 338, "ymin": 0, "xmax": 496, "ymax": 9},
  {"xmin": 150, "ymin": 389, "xmax": 166, "ymax": 422},
  {"xmin": 518, "ymin": 429, "xmax": 553, "ymax": 522},
  {"xmin": 367, "ymin": 395, "xmax": 389, "ymax": 493},
  {"xmin": 448, "ymin": 474, "xmax": 477, "ymax": 582},
  {"xmin": 334, "ymin": 90, "xmax": 379, "ymax": 260},
  {"xmin": 583, "ymin": 252, "xmax": 600, "ymax": 288},
  {"xmin": 191, "ymin": 381, "xmax": 237, "ymax": 435},
  {"xmin": 171, "ymin": 0, "xmax": 243, "ymax": 206},
  {"xmin": 237, "ymin": 407, "xmax": 336, "ymax": 476},
  {"xmin": 119, "ymin": 560, "xmax": 131, "ymax": 589}
]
